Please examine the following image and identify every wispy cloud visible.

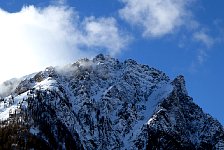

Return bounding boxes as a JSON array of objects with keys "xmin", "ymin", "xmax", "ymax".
[
  {"xmin": 191, "ymin": 30, "xmax": 214, "ymax": 67},
  {"xmin": 193, "ymin": 30, "xmax": 214, "ymax": 48},
  {"xmin": 189, "ymin": 30, "xmax": 216, "ymax": 72},
  {"xmin": 119, "ymin": 0, "xmax": 193, "ymax": 37},
  {"xmin": 197, "ymin": 49, "xmax": 208, "ymax": 64},
  {"xmin": 118, "ymin": 0, "xmax": 220, "ymax": 69},
  {"xmin": 0, "ymin": 5, "xmax": 130, "ymax": 83},
  {"xmin": 81, "ymin": 17, "xmax": 131, "ymax": 56}
]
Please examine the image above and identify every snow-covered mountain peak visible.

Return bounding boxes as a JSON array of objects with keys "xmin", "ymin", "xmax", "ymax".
[
  {"xmin": 0, "ymin": 54, "xmax": 223, "ymax": 149},
  {"xmin": 172, "ymin": 75, "xmax": 188, "ymax": 95}
]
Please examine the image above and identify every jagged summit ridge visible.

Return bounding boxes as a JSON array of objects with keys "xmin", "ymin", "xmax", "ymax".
[
  {"xmin": 0, "ymin": 54, "xmax": 223, "ymax": 149},
  {"xmin": 172, "ymin": 75, "xmax": 188, "ymax": 96}
]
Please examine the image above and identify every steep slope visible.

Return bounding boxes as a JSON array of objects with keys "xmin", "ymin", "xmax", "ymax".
[{"xmin": 0, "ymin": 54, "xmax": 223, "ymax": 149}]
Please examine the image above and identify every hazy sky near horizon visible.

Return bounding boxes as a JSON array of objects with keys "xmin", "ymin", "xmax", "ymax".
[{"xmin": 0, "ymin": 0, "xmax": 224, "ymax": 124}]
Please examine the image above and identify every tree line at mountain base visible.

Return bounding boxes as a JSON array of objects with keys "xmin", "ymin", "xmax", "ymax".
[{"xmin": 0, "ymin": 123, "xmax": 50, "ymax": 150}]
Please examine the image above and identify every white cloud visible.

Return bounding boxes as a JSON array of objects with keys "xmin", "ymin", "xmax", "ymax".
[
  {"xmin": 189, "ymin": 48, "xmax": 208, "ymax": 73},
  {"xmin": 197, "ymin": 49, "xmax": 207, "ymax": 64},
  {"xmin": 81, "ymin": 17, "xmax": 131, "ymax": 56},
  {"xmin": 0, "ymin": 5, "xmax": 130, "ymax": 83},
  {"xmin": 193, "ymin": 30, "xmax": 214, "ymax": 48},
  {"xmin": 119, "ymin": 0, "xmax": 192, "ymax": 37},
  {"xmin": 191, "ymin": 30, "xmax": 214, "ymax": 68}
]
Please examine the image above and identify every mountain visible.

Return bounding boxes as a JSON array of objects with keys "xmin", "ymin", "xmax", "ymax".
[{"xmin": 0, "ymin": 54, "xmax": 224, "ymax": 149}]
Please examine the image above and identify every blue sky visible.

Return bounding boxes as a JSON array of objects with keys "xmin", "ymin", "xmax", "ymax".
[{"xmin": 0, "ymin": 0, "xmax": 223, "ymax": 124}]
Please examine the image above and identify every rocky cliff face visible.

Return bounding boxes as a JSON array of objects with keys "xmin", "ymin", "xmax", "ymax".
[{"xmin": 0, "ymin": 54, "xmax": 223, "ymax": 149}]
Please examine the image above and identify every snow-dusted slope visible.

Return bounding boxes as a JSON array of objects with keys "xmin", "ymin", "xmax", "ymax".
[{"xmin": 0, "ymin": 54, "xmax": 223, "ymax": 149}]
